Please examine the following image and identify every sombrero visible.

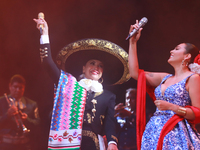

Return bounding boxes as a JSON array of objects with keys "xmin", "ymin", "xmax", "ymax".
[{"xmin": 56, "ymin": 38, "xmax": 130, "ymax": 85}]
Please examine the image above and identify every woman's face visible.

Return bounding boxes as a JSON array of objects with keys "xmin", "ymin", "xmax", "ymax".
[
  {"xmin": 83, "ymin": 59, "xmax": 103, "ymax": 81},
  {"xmin": 168, "ymin": 43, "xmax": 189, "ymax": 64}
]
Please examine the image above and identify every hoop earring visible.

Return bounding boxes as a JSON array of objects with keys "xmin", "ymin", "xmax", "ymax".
[
  {"xmin": 99, "ymin": 77, "xmax": 103, "ymax": 84},
  {"xmin": 79, "ymin": 74, "xmax": 85, "ymax": 80},
  {"xmin": 182, "ymin": 59, "xmax": 188, "ymax": 66},
  {"xmin": 182, "ymin": 59, "xmax": 185, "ymax": 65},
  {"xmin": 186, "ymin": 62, "xmax": 188, "ymax": 67}
]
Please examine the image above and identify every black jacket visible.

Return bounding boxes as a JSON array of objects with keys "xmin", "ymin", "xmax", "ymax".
[
  {"xmin": 0, "ymin": 95, "xmax": 40, "ymax": 135},
  {"xmin": 40, "ymin": 43, "xmax": 118, "ymax": 144}
]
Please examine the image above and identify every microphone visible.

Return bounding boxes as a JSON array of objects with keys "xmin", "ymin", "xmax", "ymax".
[
  {"xmin": 38, "ymin": 12, "xmax": 45, "ymax": 34},
  {"xmin": 126, "ymin": 17, "xmax": 148, "ymax": 40}
]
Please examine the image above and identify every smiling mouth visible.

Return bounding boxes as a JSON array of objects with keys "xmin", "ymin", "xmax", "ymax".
[{"xmin": 91, "ymin": 70, "xmax": 99, "ymax": 75}]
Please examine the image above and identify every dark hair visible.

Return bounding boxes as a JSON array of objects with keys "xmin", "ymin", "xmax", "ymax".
[
  {"xmin": 126, "ymin": 88, "xmax": 137, "ymax": 93},
  {"xmin": 184, "ymin": 43, "xmax": 199, "ymax": 64},
  {"xmin": 9, "ymin": 74, "xmax": 26, "ymax": 85},
  {"xmin": 126, "ymin": 88, "xmax": 137, "ymax": 95}
]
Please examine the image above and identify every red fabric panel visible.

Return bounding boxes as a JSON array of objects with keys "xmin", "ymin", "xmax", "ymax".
[
  {"xmin": 136, "ymin": 69, "xmax": 146, "ymax": 150},
  {"xmin": 147, "ymin": 84, "xmax": 156, "ymax": 102},
  {"xmin": 186, "ymin": 106, "xmax": 200, "ymax": 124}
]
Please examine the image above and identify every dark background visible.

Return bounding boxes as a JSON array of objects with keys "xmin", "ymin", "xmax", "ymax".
[{"xmin": 1, "ymin": 0, "xmax": 200, "ymax": 149}]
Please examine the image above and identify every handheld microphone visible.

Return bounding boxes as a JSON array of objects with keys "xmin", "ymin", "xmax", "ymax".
[
  {"xmin": 38, "ymin": 12, "xmax": 45, "ymax": 34},
  {"xmin": 126, "ymin": 17, "xmax": 148, "ymax": 40}
]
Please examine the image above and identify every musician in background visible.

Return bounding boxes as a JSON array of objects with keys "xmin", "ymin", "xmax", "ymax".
[
  {"xmin": 0, "ymin": 74, "xmax": 40, "ymax": 150},
  {"xmin": 115, "ymin": 88, "xmax": 137, "ymax": 150}
]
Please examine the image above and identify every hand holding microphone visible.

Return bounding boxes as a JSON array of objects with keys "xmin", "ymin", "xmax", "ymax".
[
  {"xmin": 126, "ymin": 17, "xmax": 148, "ymax": 40},
  {"xmin": 33, "ymin": 12, "xmax": 48, "ymax": 35}
]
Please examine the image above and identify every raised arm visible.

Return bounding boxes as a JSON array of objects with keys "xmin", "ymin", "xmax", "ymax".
[
  {"xmin": 33, "ymin": 17, "xmax": 60, "ymax": 85},
  {"xmin": 128, "ymin": 21, "xmax": 168, "ymax": 87},
  {"xmin": 128, "ymin": 20, "xmax": 141, "ymax": 80}
]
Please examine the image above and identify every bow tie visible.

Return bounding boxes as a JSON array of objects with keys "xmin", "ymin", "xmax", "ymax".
[{"xmin": 78, "ymin": 79, "xmax": 103, "ymax": 92}]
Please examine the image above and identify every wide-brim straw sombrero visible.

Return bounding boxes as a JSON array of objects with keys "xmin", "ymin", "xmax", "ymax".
[{"xmin": 56, "ymin": 38, "xmax": 130, "ymax": 85}]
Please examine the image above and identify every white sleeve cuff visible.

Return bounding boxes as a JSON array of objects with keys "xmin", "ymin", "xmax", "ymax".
[
  {"xmin": 108, "ymin": 141, "xmax": 117, "ymax": 146},
  {"xmin": 40, "ymin": 35, "xmax": 50, "ymax": 44}
]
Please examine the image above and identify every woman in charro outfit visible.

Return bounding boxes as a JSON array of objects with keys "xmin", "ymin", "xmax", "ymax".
[
  {"xmin": 33, "ymin": 17, "xmax": 129, "ymax": 150},
  {"xmin": 128, "ymin": 20, "xmax": 200, "ymax": 150}
]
